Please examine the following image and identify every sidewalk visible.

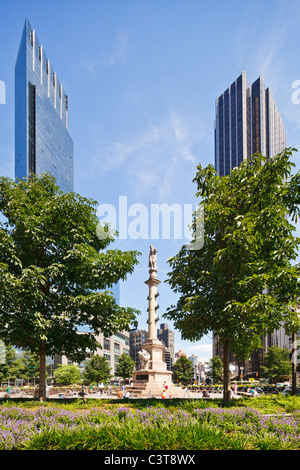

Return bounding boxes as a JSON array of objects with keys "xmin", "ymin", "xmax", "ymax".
[{"xmin": 0, "ymin": 390, "xmax": 241, "ymax": 400}]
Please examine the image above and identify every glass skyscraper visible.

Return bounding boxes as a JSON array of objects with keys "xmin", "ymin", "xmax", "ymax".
[
  {"xmin": 15, "ymin": 18, "xmax": 74, "ymax": 192},
  {"xmin": 214, "ymin": 71, "xmax": 286, "ymax": 176}
]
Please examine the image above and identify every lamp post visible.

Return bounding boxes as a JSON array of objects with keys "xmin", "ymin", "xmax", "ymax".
[
  {"xmin": 291, "ymin": 305, "xmax": 300, "ymax": 396},
  {"xmin": 240, "ymin": 366, "xmax": 244, "ymax": 382},
  {"xmin": 292, "ymin": 332, "xmax": 297, "ymax": 395}
]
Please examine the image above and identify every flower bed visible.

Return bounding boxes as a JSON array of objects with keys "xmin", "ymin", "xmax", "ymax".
[{"xmin": 0, "ymin": 403, "xmax": 300, "ymax": 450}]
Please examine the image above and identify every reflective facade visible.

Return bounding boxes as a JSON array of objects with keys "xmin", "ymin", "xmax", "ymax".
[
  {"xmin": 215, "ymin": 71, "xmax": 286, "ymax": 176},
  {"xmin": 15, "ymin": 18, "xmax": 74, "ymax": 192}
]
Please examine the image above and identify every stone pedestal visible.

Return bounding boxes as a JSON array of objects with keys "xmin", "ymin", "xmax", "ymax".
[{"xmin": 132, "ymin": 339, "xmax": 182, "ymax": 397}]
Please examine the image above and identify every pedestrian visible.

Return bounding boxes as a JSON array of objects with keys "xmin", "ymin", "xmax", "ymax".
[
  {"xmin": 6, "ymin": 385, "xmax": 10, "ymax": 398},
  {"xmin": 78, "ymin": 388, "xmax": 87, "ymax": 403},
  {"xmin": 99, "ymin": 382, "xmax": 104, "ymax": 395}
]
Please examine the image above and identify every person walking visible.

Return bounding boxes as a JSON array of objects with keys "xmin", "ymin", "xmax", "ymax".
[{"xmin": 78, "ymin": 388, "xmax": 87, "ymax": 403}]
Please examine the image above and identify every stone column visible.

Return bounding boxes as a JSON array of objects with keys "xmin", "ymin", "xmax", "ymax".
[
  {"xmin": 131, "ymin": 245, "xmax": 181, "ymax": 397},
  {"xmin": 145, "ymin": 265, "xmax": 160, "ymax": 341}
]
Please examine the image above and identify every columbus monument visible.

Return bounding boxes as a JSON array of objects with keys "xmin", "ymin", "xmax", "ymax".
[{"xmin": 131, "ymin": 245, "xmax": 183, "ymax": 397}]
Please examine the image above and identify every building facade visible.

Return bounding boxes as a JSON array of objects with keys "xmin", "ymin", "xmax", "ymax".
[
  {"xmin": 215, "ymin": 71, "xmax": 286, "ymax": 176},
  {"xmin": 96, "ymin": 330, "xmax": 131, "ymax": 379},
  {"xmin": 157, "ymin": 323, "xmax": 175, "ymax": 371},
  {"xmin": 214, "ymin": 72, "xmax": 289, "ymax": 378},
  {"xmin": 15, "ymin": 18, "xmax": 74, "ymax": 192},
  {"xmin": 60, "ymin": 330, "xmax": 130, "ymax": 381}
]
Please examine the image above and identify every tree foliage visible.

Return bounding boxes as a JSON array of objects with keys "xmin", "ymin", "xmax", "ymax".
[
  {"xmin": 260, "ymin": 346, "xmax": 291, "ymax": 383},
  {"xmin": 205, "ymin": 355, "xmax": 223, "ymax": 384},
  {"xmin": 53, "ymin": 364, "xmax": 81, "ymax": 386},
  {"xmin": 165, "ymin": 149, "xmax": 300, "ymax": 401},
  {"xmin": 0, "ymin": 345, "xmax": 40, "ymax": 384},
  {"xmin": 115, "ymin": 353, "xmax": 135, "ymax": 382},
  {"xmin": 83, "ymin": 354, "xmax": 112, "ymax": 384},
  {"xmin": 172, "ymin": 355, "xmax": 194, "ymax": 385},
  {"xmin": 19, "ymin": 350, "xmax": 40, "ymax": 380},
  {"xmin": 0, "ymin": 345, "xmax": 22, "ymax": 383},
  {"xmin": 0, "ymin": 173, "xmax": 140, "ymax": 398}
]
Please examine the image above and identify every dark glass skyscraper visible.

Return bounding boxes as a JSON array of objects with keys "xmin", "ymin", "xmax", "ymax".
[
  {"xmin": 15, "ymin": 18, "xmax": 74, "ymax": 192},
  {"xmin": 215, "ymin": 71, "xmax": 286, "ymax": 176},
  {"xmin": 213, "ymin": 72, "xmax": 288, "ymax": 378}
]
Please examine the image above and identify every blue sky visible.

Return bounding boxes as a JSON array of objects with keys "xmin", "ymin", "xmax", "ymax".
[{"xmin": 1, "ymin": 0, "xmax": 300, "ymax": 363}]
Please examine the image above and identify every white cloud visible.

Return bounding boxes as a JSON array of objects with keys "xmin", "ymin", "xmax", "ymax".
[
  {"xmin": 103, "ymin": 31, "xmax": 129, "ymax": 67},
  {"xmin": 76, "ymin": 58, "xmax": 100, "ymax": 80},
  {"xmin": 97, "ymin": 111, "xmax": 205, "ymax": 199},
  {"xmin": 234, "ymin": 1, "xmax": 291, "ymax": 91},
  {"xmin": 75, "ymin": 30, "xmax": 129, "ymax": 79},
  {"xmin": 184, "ymin": 341, "xmax": 212, "ymax": 355},
  {"xmin": 175, "ymin": 339, "xmax": 212, "ymax": 363}
]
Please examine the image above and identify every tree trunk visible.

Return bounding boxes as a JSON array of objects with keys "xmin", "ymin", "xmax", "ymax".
[
  {"xmin": 223, "ymin": 341, "xmax": 231, "ymax": 403},
  {"xmin": 292, "ymin": 332, "xmax": 297, "ymax": 396},
  {"xmin": 39, "ymin": 344, "xmax": 47, "ymax": 401}
]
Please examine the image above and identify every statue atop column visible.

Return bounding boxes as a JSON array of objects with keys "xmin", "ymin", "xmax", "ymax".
[{"xmin": 148, "ymin": 245, "xmax": 157, "ymax": 270}]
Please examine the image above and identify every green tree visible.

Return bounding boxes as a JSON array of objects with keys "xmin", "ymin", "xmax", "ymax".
[
  {"xmin": 172, "ymin": 356, "xmax": 194, "ymax": 385},
  {"xmin": 0, "ymin": 345, "xmax": 40, "ymax": 384},
  {"xmin": 206, "ymin": 356, "xmax": 223, "ymax": 384},
  {"xmin": 0, "ymin": 344, "xmax": 24, "ymax": 384},
  {"xmin": 165, "ymin": 149, "xmax": 300, "ymax": 402},
  {"xmin": 0, "ymin": 174, "xmax": 140, "ymax": 399},
  {"xmin": 19, "ymin": 351, "xmax": 40, "ymax": 381},
  {"xmin": 53, "ymin": 364, "xmax": 81, "ymax": 386},
  {"xmin": 83, "ymin": 355, "xmax": 112, "ymax": 384},
  {"xmin": 260, "ymin": 346, "xmax": 291, "ymax": 383},
  {"xmin": 115, "ymin": 353, "xmax": 135, "ymax": 382}
]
